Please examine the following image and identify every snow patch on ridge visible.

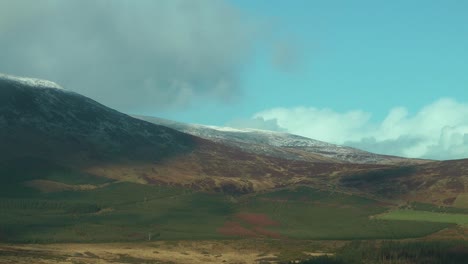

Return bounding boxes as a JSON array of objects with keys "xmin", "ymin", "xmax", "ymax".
[
  {"xmin": 0, "ymin": 73, "xmax": 64, "ymax": 90},
  {"xmin": 135, "ymin": 115, "xmax": 417, "ymax": 164},
  {"xmin": 193, "ymin": 123, "xmax": 334, "ymax": 147},
  {"xmin": 204, "ymin": 125, "xmax": 258, "ymax": 133}
]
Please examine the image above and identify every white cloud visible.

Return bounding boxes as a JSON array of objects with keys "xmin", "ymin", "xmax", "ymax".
[
  {"xmin": 254, "ymin": 107, "xmax": 372, "ymax": 143},
  {"xmin": 0, "ymin": 0, "xmax": 262, "ymax": 112},
  {"xmin": 250, "ymin": 98, "xmax": 468, "ymax": 160}
]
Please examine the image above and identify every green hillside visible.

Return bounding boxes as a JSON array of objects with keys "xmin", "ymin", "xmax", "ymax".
[{"xmin": 0, "ymin": 160, "xmax": 454, "ymax": 243}]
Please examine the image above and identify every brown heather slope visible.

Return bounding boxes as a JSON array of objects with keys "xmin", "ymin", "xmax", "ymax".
[
  {"xmin": 85, "ymin": 136, "xmax": 388, "ymax": 194},
  {"xmin": 338, "ymin": 159, "xmax": 468, "ymax": 205},
  {"xmin": 83, "ymin": 133, "xmax": 455, "ymax": 199}
]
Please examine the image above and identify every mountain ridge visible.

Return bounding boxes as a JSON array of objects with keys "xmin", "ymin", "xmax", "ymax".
[
  {"xmin": 135, "ymin": 115, "xmax": 429, "ymax": 165},
  {"xmin": 1, "ymin": 73, "xmax": 465, "ymax": 206},
  {"xmin": 0, "ymin": 74, "xmax": 197, "ymax": 166}
]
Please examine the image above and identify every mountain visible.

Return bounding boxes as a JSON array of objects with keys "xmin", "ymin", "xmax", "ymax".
[
  {"xmin": 1, "ymin": 73, "xmax": 461, "ymax": 202},
  {"xmin": 0, "ymin": 73, "xmax": 385, "ymax": 194},
  {"xmin": 2, "ymin": 73, "xmax": 468, "ymax": 247},
  {"xmin": 136, "ymin": 116, "xmax": 427, "ymax": 165},
  {"xmin": 0, "ymin": 73, "xmax": 196, "ymax": 166}
]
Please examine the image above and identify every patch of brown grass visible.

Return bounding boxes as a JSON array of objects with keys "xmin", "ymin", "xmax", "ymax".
[
  {"xmin": 236, "ymin": 213, "xmax": 279, "ymax": 227},
  {"xmin": 24, "ymin": 180, "xmax": 101, "ymax": 193},
  {"xmin": 217, "ymin": 221, "xmax": 257, "ymax": 237}
]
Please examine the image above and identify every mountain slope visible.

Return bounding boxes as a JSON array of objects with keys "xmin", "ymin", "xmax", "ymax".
[
  {"xmin": 3, "ymin": 73, "xmax": 460, "ymax": 203},
  {"xmin": 338, "ymin": 158, "xmax": 468, "ymax": 206},
  {"xmin": 0, "ymin": 74, "xmax": 195, "ymax": 166},
  {"xmin": 2, "ymin": 73, "xmax": 468, "ymax": 245},
  {"xmin": 0, "ymin": 73, "xmax": 387, "ymax": 193},
  {"xmin": 136, "ymin": 116, "xmax": 427, "ymax": 165}
]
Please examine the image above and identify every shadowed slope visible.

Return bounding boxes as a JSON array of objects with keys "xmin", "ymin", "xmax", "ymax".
[
  {"xmin": 0, "ymin": 74, "xmax": 389, "ymax": 194},
  {"xmin": 339, "ymin": 159, "xmax": 468, "ymax": 205},
  {"xmin": 0, "ymin": 74, "xmax": 196, "ymax": 166}
]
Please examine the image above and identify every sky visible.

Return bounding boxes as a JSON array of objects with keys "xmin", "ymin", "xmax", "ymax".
[{"xmin": 0, "ymin": 0, "xmax": 467, "ymax": 160}]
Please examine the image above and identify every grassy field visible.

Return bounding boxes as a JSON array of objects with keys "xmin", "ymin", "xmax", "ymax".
[
  {"xmin": 377, "ymin": 209, "xmax": 468, "ymax": 226},
  {"xmin": 0, "ymin": 182, "xmax": 452, "ymax": 243},
  {"xmin": 3, "ymin": 239, "xmax": 468, "ymax": 264},
  {"xmin": 0, "ymin": 183, "xmax": 234, "ymax": 242},
  {"xmin": 300, "ymin": 240, "xmax": 468, "ymax": 264},
  {"xmin": 455, "ymin": 193, "xmax": 468, "ymax": 208},
  {"xmin": 239, "ymin": 187, "xmax": 449, "ymax": 240},
  {"xmin": 409, "ymin": 202, "xmax": 468, "ymax": 214},
  {"xmin": 0, "ymin": 159, "xmax": 459, "ymax": 243}
]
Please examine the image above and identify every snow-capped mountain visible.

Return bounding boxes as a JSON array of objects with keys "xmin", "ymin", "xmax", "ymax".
[
  {"xmin": 0, "ymin": 73, "xmax": 65, "ymax": 90},
  {"xmin": 0, "ymin": 73, "xmax": 385, "ymax": 193},
  {"xmin": 136, "ymin": 116, "xmax": 426, "ymax": 165},
  {"xmin": 0, "ymin": 73, "xmax": 434, "ymax": 195},
  {"xmin": 0, "ymin": 73, "xmax": 194, "ymax": 164},
  {"xmin": 0, "ymin": 72, "xmax": 420, "ymax": 167}
]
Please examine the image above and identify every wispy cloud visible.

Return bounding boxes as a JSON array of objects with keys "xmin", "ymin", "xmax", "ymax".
[{"xmin": 241, "ymin": 98, "xmax": 468, "ymax": 160}]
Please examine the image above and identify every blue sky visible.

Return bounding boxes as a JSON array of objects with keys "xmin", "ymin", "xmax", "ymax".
[
  {"xmin": 1, "ymin": 0, "xmax": 467, "ymax": 159},
  {"xmin": 158, "ymin": 0, "xmax": 468, "ymax": 124},
  {"xmin": 152, "ymin": 0, "xmax": 468, "ymax": 160}
]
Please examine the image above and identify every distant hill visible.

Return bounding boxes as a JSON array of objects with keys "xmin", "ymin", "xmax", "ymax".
[{"xmin": 136, "ymin": 116, "xmax": 428, "ymax": 165}]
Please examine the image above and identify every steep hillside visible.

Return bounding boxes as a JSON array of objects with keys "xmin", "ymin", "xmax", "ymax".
[
  {"xmin": 136, "ymin": 116, "xmax": 428, "ymax": 165},
  {"xmin": 0, "ymin": 74, "xmax": 195, "ymax": 166},
  {"xmin": 0, "ymin": 73, "xmax": 385, "ymax": 193},
  {"xmin": 2, "ymin": 73, "xmax": 462, "ymax": 202}
]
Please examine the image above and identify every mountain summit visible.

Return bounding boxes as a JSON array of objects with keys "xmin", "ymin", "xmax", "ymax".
[{"xmin": 0, "ymin": 73, "xmax": 195, "ymax": 165}]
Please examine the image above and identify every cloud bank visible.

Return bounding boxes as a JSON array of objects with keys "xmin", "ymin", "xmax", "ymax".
[
  {"xmin": 240, "ymin": 98, "xmax": 468, "ymax": 160},
  {"xmin": 0, "ymin": 0, "xmax": 261, "ymax": 111}
]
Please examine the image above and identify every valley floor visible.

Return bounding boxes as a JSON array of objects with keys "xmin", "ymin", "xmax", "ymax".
[
  {"xmin": 0, "ymin": 240, "xmax": 328, "ymax": 264},
  {"xmin": 3, "ymin": 234, "xmax": 468, "ymax": 264}
]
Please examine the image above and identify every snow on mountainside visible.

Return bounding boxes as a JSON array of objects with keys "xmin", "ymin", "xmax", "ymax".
[
  {"xmin": 0, "ymin": 73, "xmax": 195, "ymax": 164},
  {"xmin": 0, "ymin": 72, "xmax": 425, "ymax": 167},
  {"xmin": 0, "ymin": 73, "xmax": 437, "ymax": 196},
  {"xmin": 136, "ymin": 116, "xmax": 427, "ymax": 165},
  {"xmin": 0, "ymin": 73, "xmax": 64, "ymax": 90},
  {"xmin": 0, "ymin": 73, "xmax": 390, "ymax": 193}
]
